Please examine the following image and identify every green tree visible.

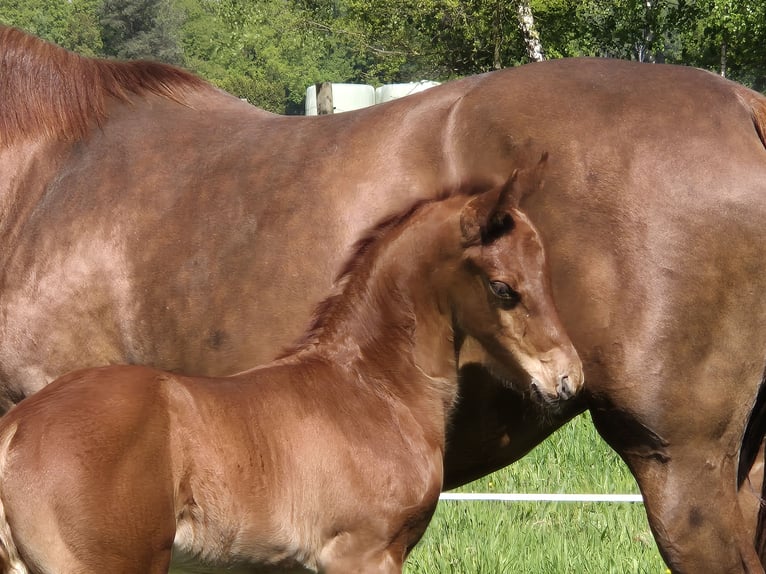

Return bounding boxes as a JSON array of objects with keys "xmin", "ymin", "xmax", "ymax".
[
  {"xmin": 100, "ymin": 0, "xmax": 185, "ymax": 64},
  {"xmin": 0, "ymin": 0, "xmax": 102, "ymax": 55},
  {"xmin": 671, "ymin": 0, "xmax": 766, "ymax": 87},
  {"xmin": 533, "ymin": 0, "xmax": 677, "ymax": 62},
  {"xmin": 328, "ymin": 0, "xmax": 539, "ymax": 81},
  {"xmin": 4, "ymin": 0, "xmax": 765, "ymax": 109},
  {"xmin": 179, "ymin": 0, "xmax": 359, "ymax": 112}
]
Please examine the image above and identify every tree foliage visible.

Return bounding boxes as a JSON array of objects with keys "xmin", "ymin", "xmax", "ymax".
[
  {"xmin": 178, "ymin": 0, "xmax": 360, "ymax": 111},
  {"xmin": 671, "ymin": 0, "xmax": 766, "ymax": 88},
  {"xmin": 0, "ymin": 0, "xmax": 102, "ymax": 55},
  {"xmin": 100, "ymin": 0, "xmax": 185, "ymax": 64},
  {"xmin": 1, "ymin": 0, "xmax": 765, "ymax": 112},
  {"xmin": 326, "ymin": 0, "xmax": 535, "ymax": 80}
]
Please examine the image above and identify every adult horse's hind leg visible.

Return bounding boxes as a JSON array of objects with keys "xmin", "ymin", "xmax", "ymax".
[
  {"xmin": 591, "ymin": 363, "xmax": 765, "ymax": 573},
  {"xmin": 635, "ymin": 449, "xmax": 761, "ymax": 573},
  {"xmin": 737, "ymin": 384, "xmax": 766, "ymax": 566},
  {"xmin": 735, "ymin": 373, "xmax": 766, "ymax": 562},
  {"xmin": 738, "ymin": 439, "xmax": 765, "ymax": 559}
]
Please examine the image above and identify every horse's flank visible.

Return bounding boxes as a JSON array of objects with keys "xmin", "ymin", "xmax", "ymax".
[{"xmin": 0, "ymin": 26, "xmax": 212, "ymax": 145}]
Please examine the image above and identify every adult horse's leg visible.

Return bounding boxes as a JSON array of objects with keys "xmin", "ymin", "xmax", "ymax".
[
  {"xmin": 591, "ymin": 355, "xmax": 765, "ymax": 573},
  {"xmin": 533, "ymin": 162, "xmax": 766, "ymax": 571},
  {"xmin": 758, "ymin": 465, "xmax": 766, "ymax": 565},
  {"xmin": 741, "ymin": 446, "xmax": 765, "ymax": 553},
  {"xmin": 738, "ymin": 391, "xmax": 766, "ymax": 561}
]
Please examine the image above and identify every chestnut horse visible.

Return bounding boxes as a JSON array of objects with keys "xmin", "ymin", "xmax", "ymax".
[
  {"xmin": 0, "ymin": 169, "xmax": 582, "ymax": 573},
  {"xmin": 2, "ymin": 25, "xmax": 766, "ymax": 572}
]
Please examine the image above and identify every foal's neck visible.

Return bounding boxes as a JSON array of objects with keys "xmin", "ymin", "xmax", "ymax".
[{"xmin": 297, "ymin": 202, "xmax": 461, "ymax": 414}]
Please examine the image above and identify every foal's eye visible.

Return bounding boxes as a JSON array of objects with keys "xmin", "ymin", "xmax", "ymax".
[{"xmin": 488, "ymin": 281, "xmax": 521, "ymax": 307}]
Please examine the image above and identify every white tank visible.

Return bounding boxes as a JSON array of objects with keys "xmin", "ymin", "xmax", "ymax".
[
  {"xmin": 305, "ymin": 83, "xmax": 376, "ymax": 115},
  {"xmin": 374, "ymin": 81, "xmax": 440, "ymax": 104}
]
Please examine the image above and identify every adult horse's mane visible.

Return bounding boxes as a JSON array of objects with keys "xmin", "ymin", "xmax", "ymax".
[{"xmin": 0, "ymin": 26, "xmax": 211, "ymax": 145}]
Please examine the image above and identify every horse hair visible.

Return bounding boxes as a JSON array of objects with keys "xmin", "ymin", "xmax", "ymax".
[{"xmin": 0, "ymin": 25, "xmax": 210, "ymax": 145}]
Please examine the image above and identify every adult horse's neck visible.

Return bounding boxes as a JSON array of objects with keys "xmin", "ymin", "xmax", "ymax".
[{"xmin": 283, "ymin": 198, "xmax": 463, "ymax": 418}]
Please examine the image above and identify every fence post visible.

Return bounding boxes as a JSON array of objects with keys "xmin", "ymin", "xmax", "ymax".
[{"xmin": 316, "ymin": 82, "xmax": 333, "ymax": 115}]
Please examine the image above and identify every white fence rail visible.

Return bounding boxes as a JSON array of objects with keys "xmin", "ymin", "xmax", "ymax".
[{"xmin": 439, "ymin": 492, "xmax": 643, "ymax": 503}]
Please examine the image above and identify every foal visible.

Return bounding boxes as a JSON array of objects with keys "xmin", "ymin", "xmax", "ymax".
[{"xmin": 0, "ymin": 162, "xmax": 582, "ymax": 574}]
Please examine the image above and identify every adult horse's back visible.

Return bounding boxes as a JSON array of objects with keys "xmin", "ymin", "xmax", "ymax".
[{"xmin": 2, "ymin": 26, "xmax": 766, "ymax": 572}]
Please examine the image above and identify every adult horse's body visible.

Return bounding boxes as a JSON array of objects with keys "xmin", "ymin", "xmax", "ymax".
[
  {"xmin": 1, "ymin": 26, "xmax": 766, "ymax": 572},
  {"xmin": 0, "ymin": 171, "xmax": 582, "ymax": 573}
]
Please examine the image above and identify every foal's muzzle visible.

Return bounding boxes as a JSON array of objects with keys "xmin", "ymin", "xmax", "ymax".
[
  {"xmin": 530, "ymin": 370, "xmax": 582, "ymax": 405},
  {"xmin": 556, "ymin": 374, "xmax": 576, "ymax": 401}
]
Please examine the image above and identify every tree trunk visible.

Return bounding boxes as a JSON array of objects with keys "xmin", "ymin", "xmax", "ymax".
[
  {"xmin": 516, "ymin": 0, "xmax": 544, "ymax": 62},
  {"xmin": 493, "ymin": 0, "xmax": 504, "ymax": 69},
  {"xmin": 720, "ymin": 38, "xmax": 727, "ymax": 77}
]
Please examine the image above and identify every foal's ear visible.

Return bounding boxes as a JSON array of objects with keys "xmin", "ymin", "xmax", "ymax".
[
  {"xmin": 505, "ymin": 151, "xmax": 548, "ymax": 208},
  {"xmin": 460, "ymin": 152, "xmax": 548, "ymax": 244},
  {"xmin": 460, "ymin": 177, "xmax": 514, "ymax": 245}
]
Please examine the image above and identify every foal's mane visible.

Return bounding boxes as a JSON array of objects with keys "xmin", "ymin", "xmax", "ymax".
[
  {"xmin": 0, "ymin": 26, "xmax": 211, "ymax": 145},
  {"xmin": 280, "ymin": 195, "xmax": 454, "ymax": 358}
]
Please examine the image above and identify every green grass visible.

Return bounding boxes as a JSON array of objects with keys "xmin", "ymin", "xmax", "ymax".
[{"xmin": 405, "ymin": 413, "xmax": 668, "ymax": 573}]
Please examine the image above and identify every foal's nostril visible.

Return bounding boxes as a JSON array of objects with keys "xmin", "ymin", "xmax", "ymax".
[
  {"xmin": 557, "ymin": 375, "xmax": 574, "ymax": 400},
  {"xmin": 530, "ymin": 379, "xmax": 542, "ymax": 400}
]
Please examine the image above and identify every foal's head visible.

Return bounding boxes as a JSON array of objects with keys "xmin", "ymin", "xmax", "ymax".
[{"xmin": 446, "ymin": 156, "xmax": 583, "ymax": 406}]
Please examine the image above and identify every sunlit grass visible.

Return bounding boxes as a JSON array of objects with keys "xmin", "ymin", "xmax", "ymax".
[{"xmin": 405, "ymin": 413, "xmax": 667, "ymax": 573}]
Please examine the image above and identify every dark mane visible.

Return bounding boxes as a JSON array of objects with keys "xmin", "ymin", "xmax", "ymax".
[
  {"xmin": 0, "ymin": 26, "xmax": 212, "ymax": 145},
  {"xmin": 279, "ymin": 197, "xmax": 445, "ymax": 358}
]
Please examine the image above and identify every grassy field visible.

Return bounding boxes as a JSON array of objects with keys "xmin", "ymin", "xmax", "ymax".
[{"xmin": 406, "ymin": 413, "xmax": 668, "ymax": 573}]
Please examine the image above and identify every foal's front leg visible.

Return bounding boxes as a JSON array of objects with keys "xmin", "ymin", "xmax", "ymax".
[
  {"xmin": 320, "ymin": 546, "xmax": 404, "ymax": 574},
  {"xmin": 317, "ymin": 522, "xmax": 428, "ymax": 574}
]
